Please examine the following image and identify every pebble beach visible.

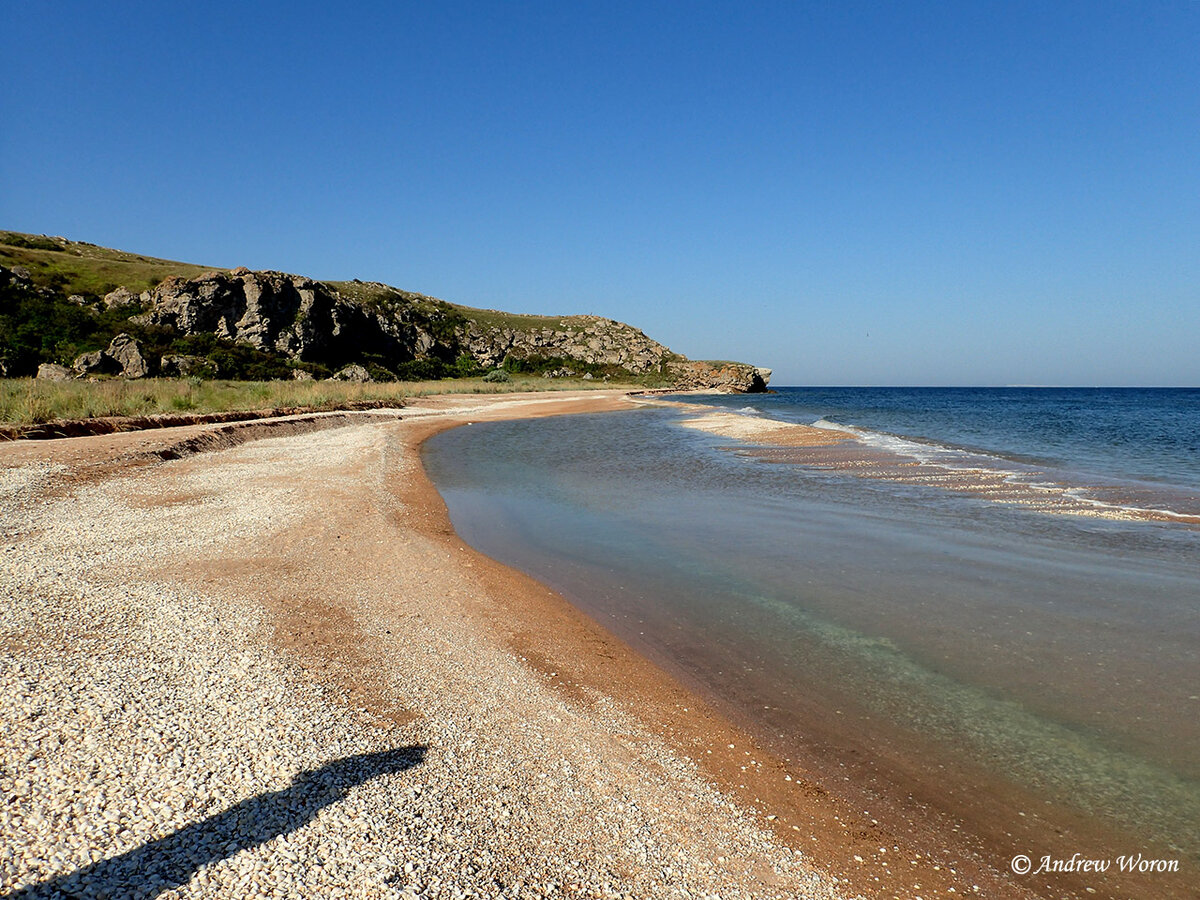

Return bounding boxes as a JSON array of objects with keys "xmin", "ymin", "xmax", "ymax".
[{"xmin": 1, "ymin": 393, "xmax": 848, "ymax": 900}]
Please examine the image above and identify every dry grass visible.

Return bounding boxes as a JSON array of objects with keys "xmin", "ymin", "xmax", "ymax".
[{"xmin": 0, "ymin": 377, "xmax": 639, "ymax": 426}]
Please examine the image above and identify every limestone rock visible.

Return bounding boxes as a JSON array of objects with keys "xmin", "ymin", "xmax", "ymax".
[
  {"xmin": 160, "ymin": 354, "xmax": 217, "ymax": 377},
  {"xmin": 103, "ymin": 286, "xmax": 140, "ymax": 309},
  {"xmin": 291, "ymin": 369, "xmax": 315, "ymax": 381},
  {"xmin": 460, "ymin": 315, "xmax": 675, "ymax": 374},
  {"xmin": 119, "ymin": 265, "xmax": 771, "ymax": 389},
  {"xmin": 72, "ymin": 350, "xmax": 119, "ymax": 377},
  {"xmin": 107, "ymin": 333, "xmax": 149, "ymax": 378},
  {"xmin": 36, "ymin": 363, "xmax": 72, "ymax": 382},
  {"xmin": 667, "ymin": 360, "xmax": 771, "ymax": 393},
  {"xmin": 70, "ymin": 334, "xmax": 150, "ymax": 379},
  {"xmin": 133, "ymin": 270, "xmax": 446, "ymax": 368},
  {"xmin": 330, "ymin": 364, "xmax": 373, "ymax": 383}
]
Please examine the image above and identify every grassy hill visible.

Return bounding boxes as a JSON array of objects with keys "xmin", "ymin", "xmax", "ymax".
[
  {"xmin": 0, "ymin": 231, "xmax": 580, "ymax": 334},
  {"xmin": 0, "ymin": 231, "xmax": 214, "ymax": 298}
]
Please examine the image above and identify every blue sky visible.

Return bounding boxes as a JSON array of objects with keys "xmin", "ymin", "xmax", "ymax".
[{"xmin": 3, "ymin": 1, "xmax": 1197, "ymax": 385}]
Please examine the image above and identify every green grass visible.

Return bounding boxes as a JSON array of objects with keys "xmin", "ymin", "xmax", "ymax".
[
  {"xmin": 0, "ymin": 377, "xmax": 641, "ymax": 427},
  {"xmin": 323, "ymin": 280, "xmax": 453, "ymax": 317},
  {"xmin": 447, "ymin": 304, "xmax": 590, "ymax": 332},
  {"xmin": 0, "ymin": 231, "xmax": 214, "ymax": 298},
  {"xmin": 327, "ymin": 283, "xmax": 604, "ymax": 334}
]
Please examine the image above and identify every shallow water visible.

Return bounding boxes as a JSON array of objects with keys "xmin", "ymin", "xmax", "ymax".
[{"xmin": 423, "ymin": 393, "xmax": 1200, "ymax": 896}]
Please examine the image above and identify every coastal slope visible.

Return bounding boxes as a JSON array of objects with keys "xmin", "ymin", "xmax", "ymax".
[{"xmin": 0, "ymin": 231, "xmax": 770, "ymax": 391}]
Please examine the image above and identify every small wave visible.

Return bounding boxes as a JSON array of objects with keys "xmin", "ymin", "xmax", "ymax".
[
  {"xmin": 1061, "ymin": 488, "xmax": 1199, "ymax": 522},
  {"xmin": 736, "ymin": 406, "xmax": 761, "ymax": 416},
  {"xmin": 813, "ymin": 419, "xmax": 1030, "ymax": 475},
  {"xmin": 810, "ymin": 418, "xmax": 859, "ymax": 434}
]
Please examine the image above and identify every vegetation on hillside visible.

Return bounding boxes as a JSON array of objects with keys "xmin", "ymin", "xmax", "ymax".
[
  {"xmin": 0, "ymin": 231, "xmax": 610, "ymax": 380},
  {"xmin": 0, "ymin": 230, "xmax": 714, "ymax": 398},
  {"xmin": 0, "ymin": 231, "xmax": 212, "ymax": 298}
]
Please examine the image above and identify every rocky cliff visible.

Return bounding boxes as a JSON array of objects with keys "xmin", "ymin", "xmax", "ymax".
[
  {"xmin": 133, "ymin": 269, "xmax": 459, "ymax": 370},
  {"xmin": 124, "ymin": 267, "xmax": 769, "ymax": 390},
  {"xmin": 1, "ymin": 231, "xmax": 771, "ymax": 392}
]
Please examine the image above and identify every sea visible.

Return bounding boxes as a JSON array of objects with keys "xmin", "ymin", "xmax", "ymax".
[{"xmin": 422, "ymin": 387, "xmax": 1199, "ymax": 897}]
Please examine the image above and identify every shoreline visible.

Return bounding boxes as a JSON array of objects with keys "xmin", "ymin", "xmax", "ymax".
[
  {"xmin": 403, "ymin": 395, "xmax": 1020, "ymax": 898},
  {"xmin": 1, "ymin": 390, "xmax": 1031, "ymax": 898}
]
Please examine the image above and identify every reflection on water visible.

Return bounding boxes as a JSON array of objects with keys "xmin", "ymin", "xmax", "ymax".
[{"xmin": 423, "ymin": 407, "xmax": 1200, "ymax": 883}]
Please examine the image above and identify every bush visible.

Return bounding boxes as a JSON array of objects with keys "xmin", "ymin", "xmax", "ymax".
[
  {"xmin": 393, "ymin": 358, "xmax": 451, "ymax": 381},
  {"xmin": 0, "ymin": 233, "xmax": 61, "ymax": 251},
  {"xmin": 482, "ymin": 368, "xmax": 510, "ymax": 383},
  {"xmin": 452, "ymin": 353, "xmax": 485, "ymax": 378}
]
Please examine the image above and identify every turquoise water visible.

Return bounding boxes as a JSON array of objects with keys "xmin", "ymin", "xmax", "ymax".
[{"xmin": 422, "ymin": 390, "xmax": 1200, "ymax": 888}]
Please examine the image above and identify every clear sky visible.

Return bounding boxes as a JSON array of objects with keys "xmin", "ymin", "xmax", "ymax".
[{"xmin": 3, "ymin": 1, "xmax": 1197, "ymax": 385}]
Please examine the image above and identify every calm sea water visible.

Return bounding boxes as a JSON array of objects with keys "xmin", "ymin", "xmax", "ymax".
[
  {"xmin": 422, "ymin": 388, "xmax": 1200, "ymax": 895},
  {"xmin": 685, "ymin": 387, "xmax": 1200, "ymax": 510}
]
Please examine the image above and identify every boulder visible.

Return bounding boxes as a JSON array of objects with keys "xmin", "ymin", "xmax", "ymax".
[
  {"xmin": 292, "ymin": 369, "xmax": 315, "ymax": 381},
  {"xmin": 330, "ymin": 363, "xmax": 373, "ymax": 383},
  {"xmin": 160, "ymin": 354, "xmax": 216, "ymax": 377},
  {"xmin": 106, "ymin": 333, "xmax": 149, "ymax": 378},
  {"xmin": 36, "ymin": 363, "xmax": 72, "ymax": 382},
  {"xmin": 72, "ymin": 350, "xmax": 119, "ymax": 377},
  {"xmin": 68, "ymin": 334, "xmax": 150, "ymax": 379},
  {"xmin": 103, "ymin": 286, "xmax": 140, "ymax": 309}
]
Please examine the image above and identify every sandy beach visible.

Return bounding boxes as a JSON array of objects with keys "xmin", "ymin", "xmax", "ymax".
[{"xmin": 1, "ymin": 391, "xmax": 1024, "ymax": 899}]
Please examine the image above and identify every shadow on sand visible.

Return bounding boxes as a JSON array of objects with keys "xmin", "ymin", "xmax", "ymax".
[{"xmin": 6, "ymin": 745, "xmax": 426, "ymax": 899}]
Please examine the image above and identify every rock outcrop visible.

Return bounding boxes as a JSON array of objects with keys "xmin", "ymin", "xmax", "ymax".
[
  {"xmin": 132, "ymin": 269, "xmax": 769, "ymax": 390},
  {"xmin": 667, "ymin": 361, "xmax": 772, "ymax": 393},
  {"xmin": 461, "ymin": 314, "xmax": 770, "ymax": 391},
  {"xmin": 462, "ymin": 315, "xmax": 674, "ymax": 373},
  {"xmin": 132, "ymin": 270, "xmax": 461, "ymax": 370}
]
